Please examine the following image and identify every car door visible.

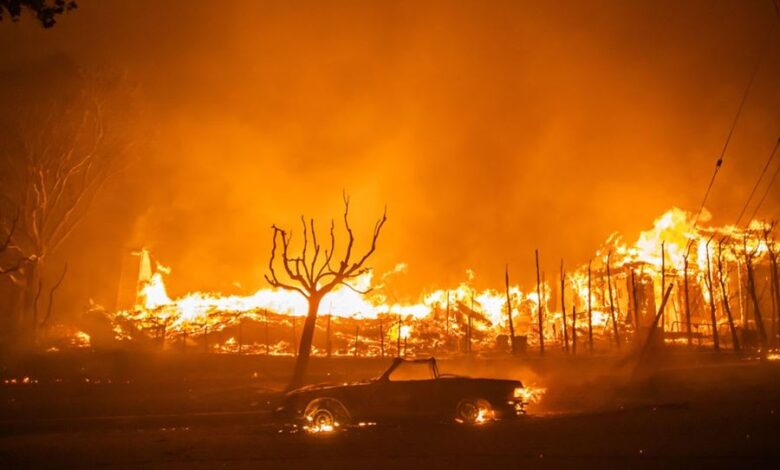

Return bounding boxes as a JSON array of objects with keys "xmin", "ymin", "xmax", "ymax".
[
  {"xmin": 367, "ymin": 360, "xmax": 438, "ymax": 420},
  {"xmin": 367, "ymin": 379, "xmax": 415, "ymax": 419}
]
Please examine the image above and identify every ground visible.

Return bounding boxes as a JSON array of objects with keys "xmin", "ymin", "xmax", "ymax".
[{"xmin": 1, "ymin": 351, "xmax": 780, "ymax": 468}]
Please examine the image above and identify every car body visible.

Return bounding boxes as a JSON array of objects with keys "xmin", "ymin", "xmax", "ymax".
[{"xmin": 278, "ymin": 357, "xmax": 527, "ymax": 430}]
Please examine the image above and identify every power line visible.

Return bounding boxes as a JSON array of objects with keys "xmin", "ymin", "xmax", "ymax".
[
  {"xmin": 691, "ymin": 13, "xmax": 778, "ymax": 231},
  {"xmin": 734, "ymin": 139, "xmax": 780, "ymax": 226},
  {"xmin": 748, "ymin": 138, "xmax": 780, "ymax": 222}
]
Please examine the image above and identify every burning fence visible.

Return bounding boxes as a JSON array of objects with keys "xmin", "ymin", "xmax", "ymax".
[{"xmin": 82, "ymin": 207, "xmax": 778, "ymax": 356}]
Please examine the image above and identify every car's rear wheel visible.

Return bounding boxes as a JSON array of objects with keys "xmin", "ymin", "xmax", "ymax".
[
  {"xmin": 455, "ymin": 398, "xmax": 494, "ymax": 425},
  {"xmin": 302, "ymin": 398, "xmax": 351, "ymax": 433}
]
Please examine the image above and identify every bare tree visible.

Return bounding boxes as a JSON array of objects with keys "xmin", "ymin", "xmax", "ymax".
[
  {"xmin": 265, "ymin": 194, "xmax": 387, "ymax": 389},
  {"xmin": 0, "ymin": 71, "xmax": 129, "ymax": 339}
]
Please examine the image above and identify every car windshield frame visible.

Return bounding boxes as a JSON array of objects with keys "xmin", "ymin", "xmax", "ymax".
[{"xmin": 379, "ymin": 358, "xmax": 440, "ymax": 382}]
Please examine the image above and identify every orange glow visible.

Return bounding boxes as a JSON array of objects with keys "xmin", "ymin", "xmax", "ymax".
[{"xmin": 101, "ymin": 207, "xmax": 778, "ymax": 354}]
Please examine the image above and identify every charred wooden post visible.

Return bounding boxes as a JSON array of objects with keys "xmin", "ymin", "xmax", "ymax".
[
  {"xmin": 630, "ymin": 269, "xmax": 639, "ymax": 330},
  {"xmin": 683, "ymin": 255, "xmax": 692, "ymax": 347},
  {"xmin": 587, "ymin": 259, "xmax": 593, "ymax": 353},
  {"xmin": 660, "ymin": 242, "xmax": 666, "ymax": 331},
  {"xmin": 505, "ymin": 265, "xmax": 517, "ymax": 354},
  {"xmin": 717, "ymin": 241, "xmax": 740, "ymax": 351},
  {"xmin": 704, "ymin": 242, "xmax": 720, "ymax": 352},
  {"xmin": 560, "ymin": 259, "xmax": 568, "ymax": 352},
  {"xmin": 535, "ymin": 249, "xmax": 545, "ymax": 355},
  {"xmin": 606, "ymin": 252, "xmax": 620, "ymax": 349},
  {"xmin": 571, "ymin": 306, "xmax": 577, "ymax": 355}
]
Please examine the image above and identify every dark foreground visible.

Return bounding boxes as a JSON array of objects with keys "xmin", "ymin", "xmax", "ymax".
[{"xmin": 2, "ymin": 352, "xmax": 780, "ymax": 468}]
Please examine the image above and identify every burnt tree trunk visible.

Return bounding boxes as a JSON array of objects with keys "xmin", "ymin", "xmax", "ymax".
[
  {"xmin": 704, "ymin": 245, "xmax": 720, "ymax": 352},
  {"xmin": 288, "ymin": 294, "xmax": 322, "ymax": 389}
]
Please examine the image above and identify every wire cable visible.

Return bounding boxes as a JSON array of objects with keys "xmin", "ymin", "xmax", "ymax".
[
  {"xmin": 748, "ymin": 138, "xmax": 780, "ymax": 222},
  {"xmin": 692, "ymin": 19, "xmax": 777, "ymax": 230},
  {"xmin": 734, "ymin": 139, "xmax": 780, "ymax": 226}
]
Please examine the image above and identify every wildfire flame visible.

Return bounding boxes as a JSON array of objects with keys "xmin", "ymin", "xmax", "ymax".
[{"xmin": 103, "ymin": 207, "xmax": 777, "ymax": 355}]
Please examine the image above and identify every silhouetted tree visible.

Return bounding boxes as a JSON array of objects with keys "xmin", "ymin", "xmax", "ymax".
[
  {"xmin": 0, "ymin": 68, "xmax": 130, "ymax": 341},
  {"xmin": 0, "ymin": 0, "xmax": 77, "ymax": 28},
  {"xmin": 265, "ymin": 194, "xmax": 386, "ymax": 389}
]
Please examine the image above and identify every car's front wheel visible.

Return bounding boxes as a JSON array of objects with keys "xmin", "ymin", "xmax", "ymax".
[
  {"xmin": 454, "ymin": 398, "xmax": 495, "ymax": 425},
  {"xmin": 302, "ymin": 398, "xmax": 351, "ymax": 433}
]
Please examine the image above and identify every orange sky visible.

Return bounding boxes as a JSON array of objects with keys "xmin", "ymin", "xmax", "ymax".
[{"xmin": 1, "ymin": 0, "xmax": 779, "ymax": 309}]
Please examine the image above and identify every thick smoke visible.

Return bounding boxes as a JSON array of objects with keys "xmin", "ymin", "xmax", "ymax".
[{"xmin": 0, "ymin": 0, "xmax": 778, "ymax": 318}]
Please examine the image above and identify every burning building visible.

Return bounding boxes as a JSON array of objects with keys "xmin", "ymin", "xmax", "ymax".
[{"xmin": 66, "ymin": 207, "xmax": 779, "ymax": 357}]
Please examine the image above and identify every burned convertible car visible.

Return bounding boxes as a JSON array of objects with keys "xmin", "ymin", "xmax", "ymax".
[{"xmin": 278, "ymin": 357, "xmax": 528, "ymax": 431}]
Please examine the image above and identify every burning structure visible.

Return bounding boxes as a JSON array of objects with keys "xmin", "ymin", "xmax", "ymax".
[{"xmin": 68, "ymin": 206, "xmax": 779, "ymax": 358}]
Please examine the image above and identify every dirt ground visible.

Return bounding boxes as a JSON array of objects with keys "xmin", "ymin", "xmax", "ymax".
[{"xmin": 2, "ymin": 351, "xmax": 780, "ymax": 468}]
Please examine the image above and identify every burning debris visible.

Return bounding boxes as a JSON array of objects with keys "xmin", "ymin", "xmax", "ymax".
[{"xmin": 75, "ymin": 207, "xmax": 779, "ymax": 357}]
